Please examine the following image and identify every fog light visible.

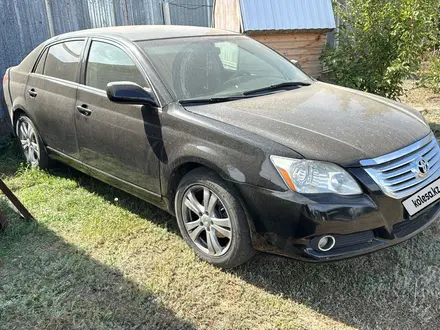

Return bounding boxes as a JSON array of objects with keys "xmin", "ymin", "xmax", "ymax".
[{"xmin": 317, "ymin": 235, "xmax": 336, "ymax": 251}]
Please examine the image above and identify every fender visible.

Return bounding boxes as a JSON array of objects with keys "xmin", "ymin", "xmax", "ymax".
[
  {"xmin": 161, "ymin": 139, "xmax": 290, "ymax": 201},
  {"xmin": 11, "ymin": 102, "xmax": 38, "ymax": 133},
  {"xmin": 10, "ymin": 104, "xmax": 49, "ymax": 157},
  {"xmin": 160, "ymin": 104, "xmax": 300, "ymax": 200}
]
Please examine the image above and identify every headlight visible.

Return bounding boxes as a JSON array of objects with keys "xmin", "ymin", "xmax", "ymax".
[{"xmin": 270, "ymin": 156, "xmax": 363, "ymax": 195}]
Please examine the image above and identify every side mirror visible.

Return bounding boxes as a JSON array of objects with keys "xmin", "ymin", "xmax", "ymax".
[
  {"xmin": 290, "ymin": 59, "xmax": 302, "ymax": 69},
  {"xmin": 106, "ymin": 81, "xmax": 159, "ymax": 107}
]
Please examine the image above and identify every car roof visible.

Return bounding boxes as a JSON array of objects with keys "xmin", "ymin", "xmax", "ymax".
[{"xmin": 51, "ymin": 25, "xmax": 238, "ymax": 43}]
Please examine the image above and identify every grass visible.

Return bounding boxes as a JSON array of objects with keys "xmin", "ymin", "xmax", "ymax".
[{"xmin": 1, "ymin": 84, "xmax": 440, "ymax": 329}]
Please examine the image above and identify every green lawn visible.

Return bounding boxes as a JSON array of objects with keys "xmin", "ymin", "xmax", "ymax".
[{"xmin": 1, "ymin": 87, "xmax": 440, "ymax": 329}]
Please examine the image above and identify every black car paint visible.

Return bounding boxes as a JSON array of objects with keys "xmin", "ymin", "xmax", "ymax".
[
  {"xmin": 184, "ymin": 83, "xmax": 430, "ymax": 167},
  {"xmin": 3, "ymin": 26, "xmax": 438, "ymax": 262}
]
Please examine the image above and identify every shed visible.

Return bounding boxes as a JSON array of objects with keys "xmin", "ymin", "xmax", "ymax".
[{"xmin": 213, "ymin": 0, "xmax": 336, "ymax": 77}]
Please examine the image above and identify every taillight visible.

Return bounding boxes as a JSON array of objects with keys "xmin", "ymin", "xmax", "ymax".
[{"xmin": 2, "ymin": 72, "xmax": 8, "ymax": 85}]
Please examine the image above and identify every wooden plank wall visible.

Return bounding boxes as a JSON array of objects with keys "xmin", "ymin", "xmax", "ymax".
[
  {"xmin": 251, "ymin": 32, "xmax": 327, "ymax": 78},
  {"xmin": 213, "ymin": 0, "xmax": 241, "ymax": 32}
]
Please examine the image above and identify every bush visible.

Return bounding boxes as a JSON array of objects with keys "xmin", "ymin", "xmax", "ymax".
[
  {"xmin": 321, "ymin": 0, "xmax": 440, "ymax": 99},
  {"xmin": 420, "ymin": 52, "xmax": 440, "ymax": 93}
]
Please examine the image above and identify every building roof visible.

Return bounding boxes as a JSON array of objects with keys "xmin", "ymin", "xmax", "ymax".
[
  {"xmin": 239, "ymin": 0, "xmax": 336, "ymax": 32},
  {"xmin": 53, "ymin": 25, "xmax": 237, "ymax": 42}
]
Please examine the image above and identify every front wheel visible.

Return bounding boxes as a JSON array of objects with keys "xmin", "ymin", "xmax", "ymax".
[
  {"xmin": 16, "ymin": 115, "xmax": 51, "ymax": 168},
  {"xmin": 175, "ymin": 168, "xmax": 255, "ymax": 268}
]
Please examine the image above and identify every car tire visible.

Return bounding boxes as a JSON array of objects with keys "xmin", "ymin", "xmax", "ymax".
[
  {"xmin": 175, "ymin": 168, "xmax": 255, "ymax": 268},
  {"xmin": 16, "ymin": 115, "xmax": 51, "ymax": 169}
]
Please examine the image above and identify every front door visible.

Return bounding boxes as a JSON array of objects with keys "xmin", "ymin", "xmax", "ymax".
[
  {"xmin": 74, "ymin": 40, "xmax": 161, "ymax": 194},
  {"xmin": 25, "ymin": 40, "xmax": 85, "ymax": 157}
]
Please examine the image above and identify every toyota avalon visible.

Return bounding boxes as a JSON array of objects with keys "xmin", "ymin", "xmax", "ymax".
[{"xmin": 3, "ymin": 26, "xmax": 439, "ymax": 268}]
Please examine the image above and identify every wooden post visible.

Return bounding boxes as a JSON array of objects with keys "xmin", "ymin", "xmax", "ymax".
[{"xmin": 0, "ymin": 178, "xmax": 33, "ymax": 221}]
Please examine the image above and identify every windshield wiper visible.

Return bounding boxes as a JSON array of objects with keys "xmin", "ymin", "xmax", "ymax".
[
  {"xmin": 242, "ymin": 81, "xmax": 311, "ymax": 96},
  {"xmin": 179, "ymin": 95, "xmax": 249, "ymax": 105},
  {"xmin": 178, "ymin": 81, "xmax": 311, "ymax": 104}
]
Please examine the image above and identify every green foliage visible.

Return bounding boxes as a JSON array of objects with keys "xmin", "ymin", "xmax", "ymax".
[
  {"xmin": 321, "ymin": 0, "xmax": 440, "ymax": 99},
  {"xmin": 420, "ymin": 52, "xmax": 440, "ymax": 93}
]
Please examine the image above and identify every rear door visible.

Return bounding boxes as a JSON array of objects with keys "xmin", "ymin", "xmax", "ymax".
[
  {"xmin": 25, "ymin": 40, "xmax": 85, "ymax": 156},
  {"xmin": 74, "ymin": 39, "xmax": 161, "ymax": 194}
]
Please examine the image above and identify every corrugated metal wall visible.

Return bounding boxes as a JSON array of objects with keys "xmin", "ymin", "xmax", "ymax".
[
  {"xmin": 51, "ymin": 0, "xmax": 92, "ymax": 34},
  {"xmin": 169, "ymin": 0, "xmax": 212, "ymax": 27},
  {"xmin": 0, "ymin": 0, "xmax": 213, "ymax": 119},
  {"xmin": 239, "ymin": 0, "xmax": 335, "ymax": 32}
]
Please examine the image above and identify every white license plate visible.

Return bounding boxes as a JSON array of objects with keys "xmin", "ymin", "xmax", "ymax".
[{"xmin": 403, "ymin": 178, "xmax": 440, "ymax": 216}]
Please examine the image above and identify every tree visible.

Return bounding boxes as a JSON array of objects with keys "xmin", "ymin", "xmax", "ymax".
[{"xmin": 321, "ymin": 0, "xmax": 440, "ymax": 99}]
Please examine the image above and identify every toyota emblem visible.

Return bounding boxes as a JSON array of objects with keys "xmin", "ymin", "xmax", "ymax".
[{"xmin": 416, "ymin": 157, "xmax": 429, "ymax": 177}]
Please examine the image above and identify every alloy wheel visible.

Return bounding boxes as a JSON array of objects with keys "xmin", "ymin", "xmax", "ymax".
[
  {"xmin": 182, "ymin": 185, "xmax": 232, "ymax": 256},
  {"xmin": 18, "ymin": 120, "xmax": 40, "ymax": 166}
]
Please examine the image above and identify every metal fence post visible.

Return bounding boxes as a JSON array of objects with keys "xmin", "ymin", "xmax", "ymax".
[
  {"xmin": 206, "ymin": 0, "xmax": 212, "ymax": 27},
  {"xmin": 44, "ymin": 0, "xmax": 56, "ymax": 37},
  {"xmin": 162, "ymin": 2, "xmax": 171, "ymax": 25}
]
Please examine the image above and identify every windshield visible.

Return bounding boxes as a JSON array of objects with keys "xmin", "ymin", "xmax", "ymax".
[{"xmin": 137, "ymin": 35, "xmax": 313, "ymax": 100}]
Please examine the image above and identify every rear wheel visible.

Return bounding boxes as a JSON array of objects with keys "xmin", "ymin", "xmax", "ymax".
[
  {"xmin": 175, "ymin": 168, "xmax": 255, "ymax": 268},
  {"xmin": 16, "ymin": 115, "xmax": 51, "ymax": 168}
]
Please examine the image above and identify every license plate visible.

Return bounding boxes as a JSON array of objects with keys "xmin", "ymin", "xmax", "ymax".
[{"xmin": 403, "ymin": 178, "xmax": 440, "ymax": 216}]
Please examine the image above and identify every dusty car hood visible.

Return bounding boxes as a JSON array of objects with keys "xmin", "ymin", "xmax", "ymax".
[{"xmin": 184, "ymin": 82, "xmax": 430, "ymax": 166}]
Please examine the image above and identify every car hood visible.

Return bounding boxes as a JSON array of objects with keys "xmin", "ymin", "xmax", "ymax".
[{"xmin": 183, "ymin": 82, "xmax": 430, "ymax": 166}]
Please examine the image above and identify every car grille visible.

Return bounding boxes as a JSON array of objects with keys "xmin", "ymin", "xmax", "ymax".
[{"xmin": 360, "ymin": 133, "xmax": 440, "ymax": 199}]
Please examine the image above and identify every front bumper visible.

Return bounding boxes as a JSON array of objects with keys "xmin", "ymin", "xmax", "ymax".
[{"xmin": 236, "ymin": 169, "xmax": 440, "ymax": 262}]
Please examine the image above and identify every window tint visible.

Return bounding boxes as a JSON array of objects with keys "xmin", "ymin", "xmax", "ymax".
[
  {"xmin": 35, "ymin": 49, "xmax": 48, "ymax": 74},
  {"xmin": 44, "ymin": 41, "xmax": 84, "ymax": 82},
  {"xmin": 86, "ymin": 42, "xmax": 147, "ymax": 91}
]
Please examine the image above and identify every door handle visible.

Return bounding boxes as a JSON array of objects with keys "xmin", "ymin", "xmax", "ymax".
[
  {"xmin": 28, "ymin": 88, "xmax": 37, "ymax": 98},
  {"xmin": 76, "ymin": 104, "xmax": 92, "ymax": 116}
]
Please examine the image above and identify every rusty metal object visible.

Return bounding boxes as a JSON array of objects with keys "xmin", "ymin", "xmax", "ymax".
[{"xmin": 0, "ymin": 178, "xmax": 34, "ymax": 221}]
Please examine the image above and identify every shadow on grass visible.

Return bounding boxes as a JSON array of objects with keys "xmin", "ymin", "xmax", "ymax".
[
  {"xmin": 230, "ymin": 246, "xmax": 440, "ymax": 329},
  {"xmin": 0, "ymin": 137, "xmax": 23, "ymax": 177},
  {"xmin": 41, "ymin": 164, "xmax": 440, "ymax": 328},
  {"xmin": 427, "ymin": 121, "xmax": 440, "ymax": 138},
  {"xmin": 0, "ymin": 198, "xmax": 195, "ymax": 329}
]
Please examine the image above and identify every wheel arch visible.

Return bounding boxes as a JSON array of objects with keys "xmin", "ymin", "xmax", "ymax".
[
  {"xmin": 11, "ymin": 104, "xmax": 40, "ymax": 134},
  {"xmin": 12, "ymin": 107, "xmax": 28, "ymax": 132},
  {"xmin": 12, "ymin": 107, "xmax": 49, "ymax": 156},
  {"xmin": 166, "ymin": 158, "xmax": 231, "ymax": 212},
  {"xmin": 165, "ymin": 159, "xmax": 257, "ymax": 238}
]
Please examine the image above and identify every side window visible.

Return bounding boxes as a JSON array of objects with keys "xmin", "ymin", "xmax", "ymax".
[
  {"xmin": 86, "ymin": 41, "xmax": 148, "ymax": 91},
  {"xmin": 44, "ymin": 41, "xmax": 84, "ymax": 82},
  {"xmin": 35, "ymin": 49, "xmax": 48, "ymax": 74}
]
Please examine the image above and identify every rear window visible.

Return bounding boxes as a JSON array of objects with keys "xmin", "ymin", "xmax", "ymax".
[{"xmin": 44, "ymin": 41, "xmax": 85, "ymax": 82}]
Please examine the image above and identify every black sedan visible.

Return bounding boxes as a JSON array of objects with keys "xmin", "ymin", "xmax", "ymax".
[{"xmin": 3, "ymin": 26, "xmax": 439, "ymax": 268}]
